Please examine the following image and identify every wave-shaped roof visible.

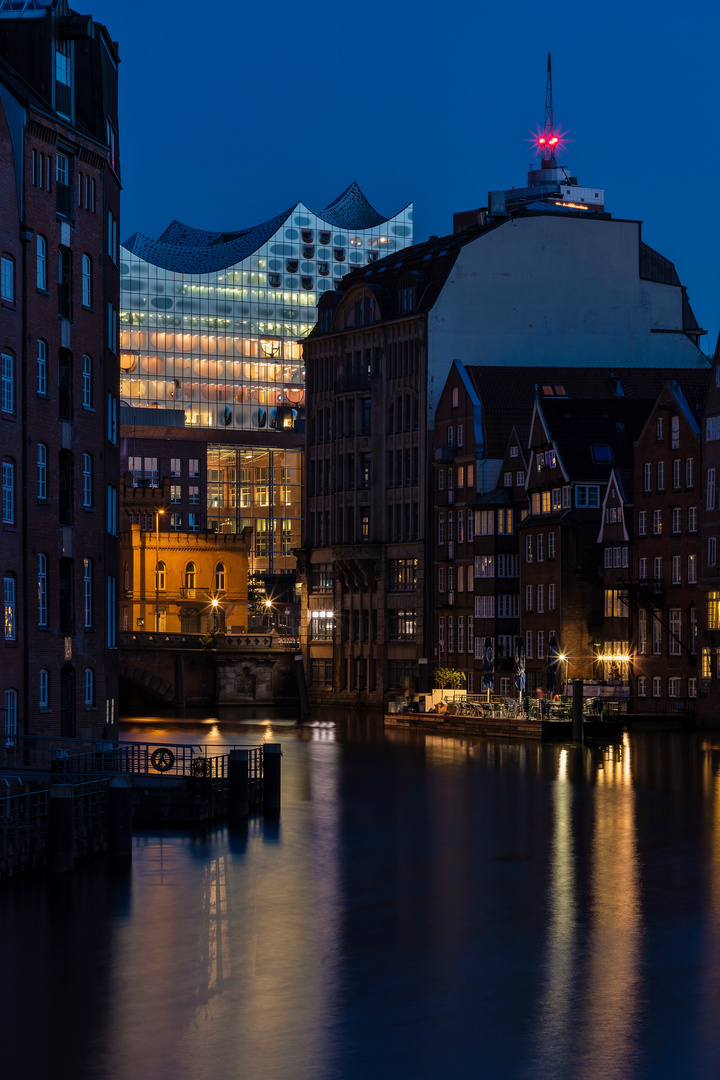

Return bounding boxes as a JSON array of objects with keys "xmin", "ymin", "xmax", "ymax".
[{"xmin": 122, "ymin": 183, "xmax": 407, "ymax": 275}]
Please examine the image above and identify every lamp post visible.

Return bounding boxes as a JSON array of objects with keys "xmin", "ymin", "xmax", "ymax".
[
  {"xmin": 558, "ymin": 653, "xmax": 570, "ymax": 696},
  {"xmin": 155, "ymin": 508, "xmax": 165, "ymax": 632},
  {"xmin": 264, "ymin": 597, "xmax": 273, "ymax": 630},
  {"xmin": 211, "ymin": 596, "xmax": 219, "ymax": 634}
]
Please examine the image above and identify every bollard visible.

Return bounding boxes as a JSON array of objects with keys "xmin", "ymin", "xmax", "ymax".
[
  {"xmin": 108, "ymin": 776, "xmax": 133, "ymax": 857},
  {"xmin": 49, "ymin": 785, "xmax": 75, "ymax": 873},
  {"xmin": 263, "ymin": 743, "xmax": 281, "ymax": 813},
  {"xmin": 572, "ymin": 679, "xmax": 584, "ymax": 743},
  {"xmin": 229, "ymin": 749, "xmax": 250, "ymax": 820},
  {"xmin": 294, "ymin": 655, "xmax": 310, "ymax": 723}
]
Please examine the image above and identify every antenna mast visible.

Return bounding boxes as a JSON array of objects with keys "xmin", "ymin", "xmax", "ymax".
[{"xmin": 542, "ymin": 53, "xmax": 555, "ymax": 162}]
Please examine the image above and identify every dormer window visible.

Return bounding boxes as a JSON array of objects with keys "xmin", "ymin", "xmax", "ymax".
[{"xmin": 400, "ymin": 285, "xmax": 414, "ymax": 313}]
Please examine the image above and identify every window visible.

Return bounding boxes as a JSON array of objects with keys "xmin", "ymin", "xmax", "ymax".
[
  {"xmin": 656, "ymin": 417, "xmax": 663, "ymax": 441},
  {"xmin": 438, "ymin": 512, "xmax": 445, "ymax": 545},
  {"xmin": 107, "ymin": 484, "xmax": 117, "ymax": 535},
  {"xmin": 467, "ymin": 465, "xmax": 474, "ymax": 490},
  {"xmin": 447, "ymin": 426, "xmax": 454, "ymax": 447},
  {"xmin": 37, "ymin": 340, "xmax": 47, "ymax": 395},
  {"xmin": 526, "ymin": 631, "xmax": 533, "ymax": 659},
  {"xmin": 82, "ymin": 255, "xmax": 92, "ymax": 307},
  {"xmin": 108, "ymin": 302, "xmax": 117, "ymax": 352},
  {"xmin": 38, "ymin": 553, "xmax": 47, "ymax": 626},
  {"xmin": 4, "ymin": 689, "xmax": 17, "ymax": 736},
  {"xmin": 476, "ymin": 596, "xmax": 495, "ymax": 618},
  {"xmin": 517, "ymin": 471, "xmax": 525, "ymax": 487},
  {"xmin": 653, "ymin": 677, "xmax": 662, "ymax": 699},
  {"xmin": 188, "ymin": 513, "xmax": 200, "ymax": 532},
  {"xmin": 85, "ymin": 668, "xmax": 95, "ymax": 707},
  {"xmin": 549, "ymin": 584, "xmax": 556, "ymax": 611},
  {"xmin": 4, "ymin": 575, "xmax": 15, "ymax": 639},
  {"xmin": 536, "ymin": 534, "xmax": 544, "ymax": 562},
  {"xmin": 653, "ymin": 616, "xmax": 662, "ymax": 655},
  {"xmin": 689, "ymin": 678, "xmax": 697, "ymax": 698},
  {"xmin": 551, "ymin": 488, "xmax": 561, "ymax": 511},
  {"xmin": 497, "ymin": 508, "xmax": 513, "ymax": 535},
  {"xmin": 653, "ymin": 510, "xmax": 662, "ymax": 535},
  {"xmin": 657, "ymin": 462, "xmax": 665, "ymax": 491},
  {"xmin": 537, "ymin": 585, "xmax": 544, "ymax": 613},
  {"xmin": 1, "ymin": 353, "xmax": 13, "ymax": 413},
  {"xmin": 82, "ymin": 355, "xmax": 92, "ymax": 408},
  {"xmin": 83, "ymin": 558, "xmax": 93, "ymax": 628},
  {"xmin": 643, "ymin": 463, "xmax": 651, "ymax": 492},
  {"xmin": 673, "ymin": 460, "xmax": 681, "ymax": 490},
  {"xmin": 36, "ymin": 443, "xmax": 48, "ymax": 501},
  {"xmin": 604, "ymin": 590, "xmax": 628, "ymax": 618},
  {"xmin": 637, "ymin": 676, "xmax": 647, "ymax": 697},
  {"xmin": 82, "ymin": 453, "xmax": 92, "ymax": 508},
  {"xmin": 310, "ymin": 659, "xmax": 333, "ymax": 687},
  {"xmin": 708, "ymin": 468, "xmax": 716, "ymax": 511},
  {"xmin": 638, "ymin": 610, "xmax": 647, "ymax": 654},
  {"xmin": 107, "ymin": 393, "xmax": 117, "ymax": 443},
  {"xmin": 672, "ymin": 555, "xmax": 682, "ymax": 585},
  {"xmin": 537, "ymin": 631, "xmax": 545, "ymax": 659},
  {"xmin": 170, "ymin": 512, "xmax": 182, "ymax": 531},
  {"xmin": 184, "ymin": 562, "xmax": 196, "ymax": 590},
  {"xmin": 504, "ymin": 471, "xmax": 512, "ymax": 488},
  {"xmin": 107, "ymin": 208, "xmax": 118, "ymax": 263},
  {"xmin": 170, "ymin": 484, "xmax": 182, "ymax": 504},
  {"xmin": 189, "ymin": 459, "xmax": 200, "ymax": 477},
  {"xmin": 688, "ymin": 554, "xmax": 697, "ymax": 584},
  {"xmin": 686, "ymin": 458, "xmax": 694, "ymax": 488},
  {"xmin": 562, "ymin": 486, "xmax": 571, "ymax": 509},
  {"xmin": 531, "ymin": 492, "xmax": 541, "ymax": 515},
  {"xmin": 669, "ymin": 610, "xmax": 682, "ymax": 656},
  {"xmin": 525, "ymin": 535, "xmax": 533, "ymax": 563},
  {"xmin": 709, "ymin": 538, "xmax": 718, "ymax": 567},
  {"xmin": 457, "ymin": 424, "xmax": 464, "ymax": 448},
  {"xmin": 672, "ymin": 507, "xmax": 681, "ymax": 534},
  {"xmin": 171, "ymin": 458, "xmax": 182, "ymax": 477},
  {"xmin": 671, "ymin": 415, "xmax": 680, "ymax": 450},
  {"xmin": 477, "ymin": 556, "xmax": 494, "ymax": 578},
  {"xmin": 498, "ymin": 595, "xmax": 518, "ymax": 618},
  {"xmin": 388, "ymin": 610, "xmax": 416, "ymax": 641},
  {"xmin": 438, "ymin": 567, "xmax": 445, "ymax": 593},
  {"xmin": 154, "ymin": 561, "xmax": 166, "ymax": 592},
  {"xmin": 451, "ymin": 387, "xmax": 459, "ymax": 408},
  {"xmin": 575, "ymin": 485, "xmax": 600, "ymax": 507},
  {"xmin": 39, "ymin": 669, "xmax": 49, "ymax": 708},
  {"xmin": 1, "ymin": 256, "xmax": 14, "ymax": 301},
  {"xmin": 476, "ymin": 510, "xmax": 494, "ymax": 535},
  {"xmin": 3, "ymin": 460, "xmax": 14, "ymax": 523},
  {"xmin": 654, "ymin": 556, "xmax": 663, "ymax": 580},
  {"xmin": 214, "ymin": 562, "xmax": 226, "ymax": 592},
  {"xmin": 702, "ymin": 648, "xmax": 712, "ymax": 679},
  {"xmin": 689, "ymin": 507, "xmax": 698, "ymax": 533},
  {"xmin": 390, "ymin": 559, "xmax": 418, "ymax": 590},
  {"xmin": 525, "ymin": 585, "xmax": 533, "ymax": 612},
  {"xmin": 188, "ymin": 485, "xmax": 200, "ymax": 505},
  {"xmin": 638, "ymin": 511, "xmax": 647, "ymax": 536},
  {"xmin": 37, "ymin": 235, "xmax": 47, "ymax": 290}
]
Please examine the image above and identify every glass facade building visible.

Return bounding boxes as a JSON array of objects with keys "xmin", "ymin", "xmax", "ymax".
[{"xmin": 119, "ymin": 183, "xmax": 413, "ymax": 432}]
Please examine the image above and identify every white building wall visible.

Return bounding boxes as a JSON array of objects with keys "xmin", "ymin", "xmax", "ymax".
[{"xmin": 426, "ymin": 215, "xmax": 706, "ymax": 424}]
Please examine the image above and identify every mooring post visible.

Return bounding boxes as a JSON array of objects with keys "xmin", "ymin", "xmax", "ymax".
[
  {"xmin": 49, "ymin": 785, "xmax": 75, "ymax": 873},
  {"xmin": 294, "ymin": 654, "xmax": 310, "ymax": 722},
  {"xmin": 229, "ymin": 749, "xmax": 250, "ymax": 819},
  {"xmin": 572, "ymin": 678, "xmax": 584, "ymax": 743},
  {"xmin": 108, "ymin": 776, "xmax": 133, "ymax": 857},
  {"xmin": 263, "ymin": 743, "xmax": 281, "ymax": 812}
]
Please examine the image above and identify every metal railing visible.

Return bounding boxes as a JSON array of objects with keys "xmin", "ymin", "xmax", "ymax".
[{"xmin": 0, "ymin": 788, "xmax": 49, "ymax": 875}]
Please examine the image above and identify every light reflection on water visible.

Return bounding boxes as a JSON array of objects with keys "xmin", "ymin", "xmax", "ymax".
[{"xmin": 4, "ymin": 719, "xmax": 720, "ymax": 1079}]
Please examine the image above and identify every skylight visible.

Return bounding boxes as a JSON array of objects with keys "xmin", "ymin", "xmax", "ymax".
[{"xmin": 591, "ymin": 445, "xmax": 613, "ymax": 462}]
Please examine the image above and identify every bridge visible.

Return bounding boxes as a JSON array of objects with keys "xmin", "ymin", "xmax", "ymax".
[{"xmin": 119, "ymin": 630, "xmax": 302, "ymax": 711}]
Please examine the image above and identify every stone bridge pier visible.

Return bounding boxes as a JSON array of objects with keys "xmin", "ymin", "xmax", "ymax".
[{"xmin": 119, "ymin": 631, "xmax": 300, "ymax": 711}]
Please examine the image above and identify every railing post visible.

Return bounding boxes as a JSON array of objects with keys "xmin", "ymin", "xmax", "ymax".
[
  {"xmin": 229, "ymin": 749, "xmax": 250, "ymax": 819},
  {"xmin": 49, "ymin": 785, "xmax": 75, "ymax": 873},
  {"xmin": 263, "ymin": 743, "xmax": 281, "ymax": 813},
  {"xmin": 108, "ymin": 776, "xmax": 133, "ymax": 857}
]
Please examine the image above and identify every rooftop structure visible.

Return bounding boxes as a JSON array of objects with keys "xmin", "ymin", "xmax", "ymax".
[{"xmin": 119, "ymin": 184, "xmax": 413, "ymax": 432}]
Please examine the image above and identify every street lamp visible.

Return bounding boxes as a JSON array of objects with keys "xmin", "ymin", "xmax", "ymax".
[
  {"xmin": 155, "ymin": 508, "xmax": 165, "ymax": 632},
  {"xmin": 558, "ymin": 653, "xmax": 570, "ymax": 695},
  {"xmin": 211, "ymin": 596, "xmax": 219, "ymax": 633},
  {"xmin": 264, "ymin": 597, "xmax": 274, "ymax": 630}
]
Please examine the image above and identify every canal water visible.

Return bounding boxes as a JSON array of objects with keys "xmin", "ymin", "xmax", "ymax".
[{"xmin": 2, "ymin": 715, "xmax": 720, "ymax": 1080}]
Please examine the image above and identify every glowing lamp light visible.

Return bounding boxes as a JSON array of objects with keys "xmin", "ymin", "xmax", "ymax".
[
  {"xmin": 211, "ymin": 598, "xmax": 218, "ymax": 609},
  {"xmin": 265, "ymin": 599, "xmax": 273, "ymax": 610}
]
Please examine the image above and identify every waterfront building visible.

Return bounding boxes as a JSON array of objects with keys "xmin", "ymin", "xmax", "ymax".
[
  {"xmin": 693, "ymin": 349, "xmax": 720, "ymax": 723},
  {"xmin": 118, "ymin": 185, "xmax": 412, "ymax": 607},
  {"xmin": 301, "ymin": 180, "xmax": 710, "ymax": 705},
  {"xmin": 0, "ymin": 0, "xmax": 120, "ymax": 738}
]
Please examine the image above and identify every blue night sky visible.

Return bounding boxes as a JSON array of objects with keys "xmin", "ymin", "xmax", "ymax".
[{"xmin": 90, "ymin": 0, "xmax": 720, "ymax": 349}]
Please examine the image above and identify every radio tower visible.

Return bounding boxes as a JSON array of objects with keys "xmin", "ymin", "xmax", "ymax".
[{"xmin": 542, "ymin": 53, "xmax": 557, "ymax": 162}]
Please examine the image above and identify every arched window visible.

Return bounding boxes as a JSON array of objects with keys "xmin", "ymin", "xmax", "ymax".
[
  {"xmin": 83, "ymin": 558, "xmax": 93, "ymax": 628},
  {"xmin": 4, "ymin": 689, "xmax": 17, "ymax": 736},
  {"xmin": 37, "ymin": 339, "xmax": 47, "ymax": 395},
  {"xmin": 38, "ymin": 443, "xmax": 47, "ymax": 500},
  {"xmin": 37, "ymin": 235, "xmax": 47, "ymax": 290},
  {"xmin": 82, "ymin": 354, "xmax": 92, "ymax": 407},
  {"xmin": 4, "ymin": 574, "xmax": 16, "ymax": 640},
  {"xmin": 185, "ymin": 562, "xmax": 196, "ymax": 590},
  {"xmin": 39, "ymin": 669, "xmax": 49, "ymax": 708},
  {"xmin": 82, "ymin": 453, "xmax": 92, "ymax": 508},
  {"xmin": 82, "ymin": 255, "xmax": 92, "ymax": 308},
  {"xmin": 155, "ymin": 561, "xmax": 166, "ymax": 591},
  {"xmin": 84, "ymin": 668, "xmax": 94, "ymax": 707},
  {"xmin": 38, "ymin": 553, "xmax": 47, "ymax": 626},
  {"xmin": 215, "ymin": 562, "xmax": 225, "ymax": 592}
]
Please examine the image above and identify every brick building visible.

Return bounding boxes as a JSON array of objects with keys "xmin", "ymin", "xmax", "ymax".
[
  {"xmin": 0, "ymin": 0, "xmax": 120, "ymax": 738},
  {"xmin": 629, "ymin": 382, "xmax": 705, "ymax": 711}
]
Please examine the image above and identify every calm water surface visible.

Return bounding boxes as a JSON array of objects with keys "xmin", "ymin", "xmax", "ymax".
[{"xmin": 3, "ymin": 715, "xmax": 720, "ymax": 1079}]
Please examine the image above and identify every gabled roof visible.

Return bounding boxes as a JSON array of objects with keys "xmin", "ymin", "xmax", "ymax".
[
  {"xmin": 538, "ymin": 398, "xmax": 651, "ymax": 480},
  {"xmin": 463, "ymin": 366, "xmax": 711, "ymax": 460}
]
